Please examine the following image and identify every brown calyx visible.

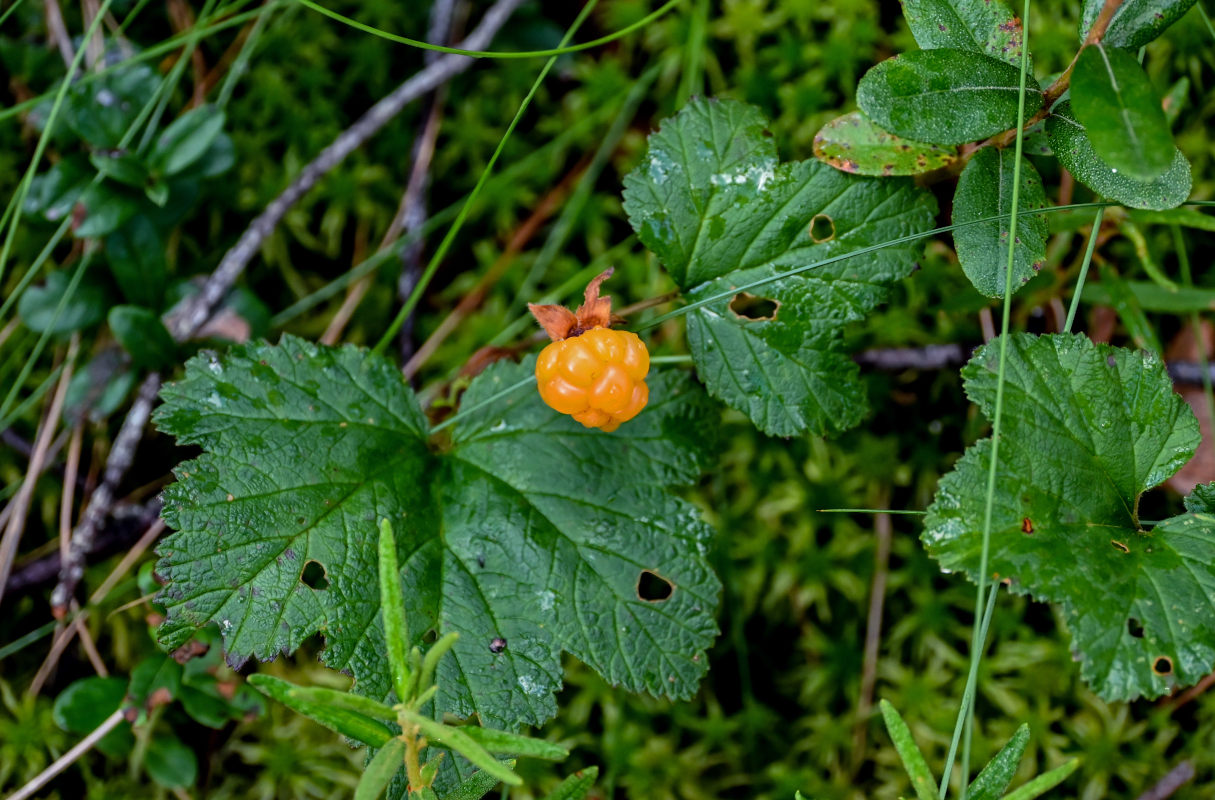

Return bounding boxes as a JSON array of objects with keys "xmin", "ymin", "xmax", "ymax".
[{"xmin": 528, "ymin": 267, "xmax": 615, "ymax": 342}]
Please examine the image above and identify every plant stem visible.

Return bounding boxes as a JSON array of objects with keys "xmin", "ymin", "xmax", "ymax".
[
  {"xmin": 941, "ymin": 1, "xmax": 1032, "ymax": 795},
  {"xmin": 1063, "ymin": 206, "xmax": 1106, "ymax": 333}
]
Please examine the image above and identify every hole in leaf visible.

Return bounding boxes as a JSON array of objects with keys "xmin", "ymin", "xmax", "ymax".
[
  {"xmin": 729, "ymin": 293, "xmax": 780, "ymax": 321},
  {"xmin": 1153, "ymin": 656, "xmax": 1173, "ymax": 676},
  {"xmin": 637, "ymin": 570, "xmax": 674, "ymax": 602},
  {"xmin": 422, "ymin": 629, "xmax": 437, "ymax": 644},
  {"xmin": 1127, "ymin": 617, "xmax": 1144, "ymax": 639},
  {"xmin": 489, "ymin": 637, "xmax": 507, "ymax": 654},
  {"xmin": 300, "ymin": 560, "xmax": 329, "ymax": 590},
  {"xmin": 1111, "ymin": 539, "xmax": 1130, "ymax": 553},
  {"xmin": 809, "ymin": 213, "xmax": 835, "ymax": 243}
]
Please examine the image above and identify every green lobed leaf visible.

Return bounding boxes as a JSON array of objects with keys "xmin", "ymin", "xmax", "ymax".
[
  {"xmin": 1046, "ymin": 102, "xmax": 1191, "ymax": 210},
  {"xmin": 899, "ymin": 0, "xmax": 1024, "ymax": 64},
  {"xmin": 622, "ymin": 98, "xmax": 937, "ymax": 436},
  {"xmin": 952, "ymin": 147, "xmax": 1048, "ymax": 298},
  {"xmin": 923, "ymin": 333, "xmax": 1215, "ymax": 700},
  {"xmin": 856, "ymin": 49, "xmax": 1043, "ymax": 145},
  {"xmin": 1185, "ymin": 483, "xmax": 1215, "ymax": 514},
  {"xmin": 246, "ymin": 675, "xmax": 395, "ymax": 747},
  {"xmin": 878, "ymin": 700, "xmax": 938, "ymax": 800},
  {"xmin": 437, "ymin": 761, "xmax": 517, "ymax": 800},
  {"xmin": 1079, "ymin": 0, "xmax": 1198, "ymax": 49},
  {"xmin": 812, "ymin": 111, "xmax": 957, "ymax": 176},
  {"xmin": 966, "ymin": 724, "xmax": 1030, "ymax": 800},
  {"xmin": 156, "ymin": 336, "xmax": 719, "ymax": 730},
  {"xmin": 1071, "ymin": 45, "xmax": 1174, "ymax": 181}
]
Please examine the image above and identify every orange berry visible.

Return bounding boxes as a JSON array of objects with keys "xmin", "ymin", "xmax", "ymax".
[{"xmin": 535, "ymin": 328, "xmax": 650, "ymax": 431}]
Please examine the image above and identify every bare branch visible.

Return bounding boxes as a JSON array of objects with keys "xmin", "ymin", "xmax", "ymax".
[
  {"xmin": 165, "ymin": 0, "xmax": 525, "ymax": 342},
  {"xmin": 50, "ymin": 373, "xmax": 161, "ymax": 617},
  {"xmin": 1136, "ymin": 761, "xmax": 1195, "ymax": 800}
]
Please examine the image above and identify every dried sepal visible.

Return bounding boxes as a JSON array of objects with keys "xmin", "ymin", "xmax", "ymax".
[
  {"xmin": 529, "ymin": 268, "xmax": 616, "ymax": 341},
  {"xmin": 527, "ymin": 303, "xmax": 577, "ymax": 342}
]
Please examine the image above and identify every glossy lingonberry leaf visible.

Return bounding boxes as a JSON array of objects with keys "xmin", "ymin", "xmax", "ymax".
[
  {"xmin": 952, "ymin": 147, "xmax": 1048, "ymax": 298},
  {"xmin": 899, "ymin": 0, "xmax": 1024, "ymax": 65},
  {"xmin": 622, "ymin": 98, "xmax": 937, "ymax": 437},
  {"xmin": 924, "ymin": 333, "xmax": 1215, "ymax": 700},
  {"xmin": 155, "ymin": 336, "xmax": 719, "ymax": 729},
  {"xmin": 1046, "ymin": 102, "xmax": 1191, "ymax": 211},
  {"xmin": 856, "ymin": 49, "xmax": 1043, "ymax": 146},
  {"xmin": 812, "ymin": 111, "xmax": 957, "ymax": 176},
  {"xmin": 1078, "ymin": 0, "xmax": 1198, "ymax": 49}
]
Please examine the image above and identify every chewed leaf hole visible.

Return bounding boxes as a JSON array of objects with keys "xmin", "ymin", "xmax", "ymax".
[
  {"xmin": 729, "ymin": 292, "xmax": 780, "ymax": 321},
  {"xmin": 300, "ymin": 560, "xmax": 329, "ymax": 590},
  {"xmin": 1153, "ymin": 656, "xmax": 1173, "ymax": 676},
  {"xmin": 809, "ymin": 213, "xmax": 835, "ymax": 243},
  {"xmin": 637, "ymin": 570, "xmax": 674, "ymax": 602},
  {"xmin": 1127, "ymin": 617, "xmax": 1144, "ymax": 639},
  {"xmin": 1111, "ymin": 539, "xmax": 1130, "ymax": 553}
]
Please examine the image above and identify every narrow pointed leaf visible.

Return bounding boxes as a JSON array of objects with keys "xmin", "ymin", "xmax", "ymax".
[
  {"xmin": 966, "ymin": 724, "xmax": 1030, "ymax": 800},
  {"xmin": 1079, "ymin": 0, "xmax": 1197, "ymax": 49},
  {"xmin": 540, "ymin": 767, "xmax": 600, "ymax": 800},
  {"xmin": 398, "ymin": 710, "xmax": 521, "ymax": 785},
  {"xmin": 247, "ymin": 674, "xmax": 393, "ymax": 747},
  {"xmin": 856, "ymin": 49, "xmax": 1042, "ymax": 145},
  {"xmin": 1002, "ymin": 759, "xmax": 1081, "ymax": 800},
  {"xmin": 813, "ymin": 112, "xmax": 956, "ymax": 176},
  {"xmin": 1071, "ymin": 45, "xmax": 1173, "ymax": 181},
  {"xmin": 952, "ymin": 147, "xmax": 1048, "ymax": 297},
  {"xmin": 924, "ymin": 333, "xmax": 1215, "ymax": 700},
  {"xmin": 378, "ymin": 519, "xmax": 412, "ymax": 702},
  {"xmin": 878, "ymin": 700, "xmax": 938, "ymax": 800},
  {"xmin": 459, "ymin": 726, "xmax": 569, "ymax": 760},
  {"xmin": 623, "ymin": 98, "xmax": 936, "ymax": 436},
  {"xmin": 418, "ymin": 632, "xmax": 459, "ymax": 693},
  {"xmin": 900, "ymin": 0, "xmax": 1024, "ymax": 64},
  {"xmin": 156, "ymin": 337, "xmax": 718, "ymax": 730},
  {"xmin": 1047, "ymin": 102, "xmax": 1191, "ymax": 210},
  {"xmin": 286, "ymin": 685, "xmax": 397, "ymax": 721},
  {"xmin": 356, "ymin": 738, "xmax": 406, "ymax": 800}
]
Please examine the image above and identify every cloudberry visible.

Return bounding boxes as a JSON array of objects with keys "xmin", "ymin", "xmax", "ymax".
[{"xmin": 528, "ymin": 269, "xmax": 649, "ymax": 432}]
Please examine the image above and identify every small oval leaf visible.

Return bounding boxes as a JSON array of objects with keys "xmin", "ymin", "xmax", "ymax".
[
  {"xmin": 813, "ymin": 112, "xmax": 957, "ymax": 176},
  {"xmin": 952, "ymin": 147, "xmax": 1049, "ymax": 298},
  {"xmin": 1071, "ymin": 44, "xmax": 1173, "ymax": 181},
  {"xmin": 857, "ymin": 49, "xmax": 1043, "ymax": 145},
  {"xmin": 1047, "ymin": 102, "xmax": 1191, "ymax": 210}
]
